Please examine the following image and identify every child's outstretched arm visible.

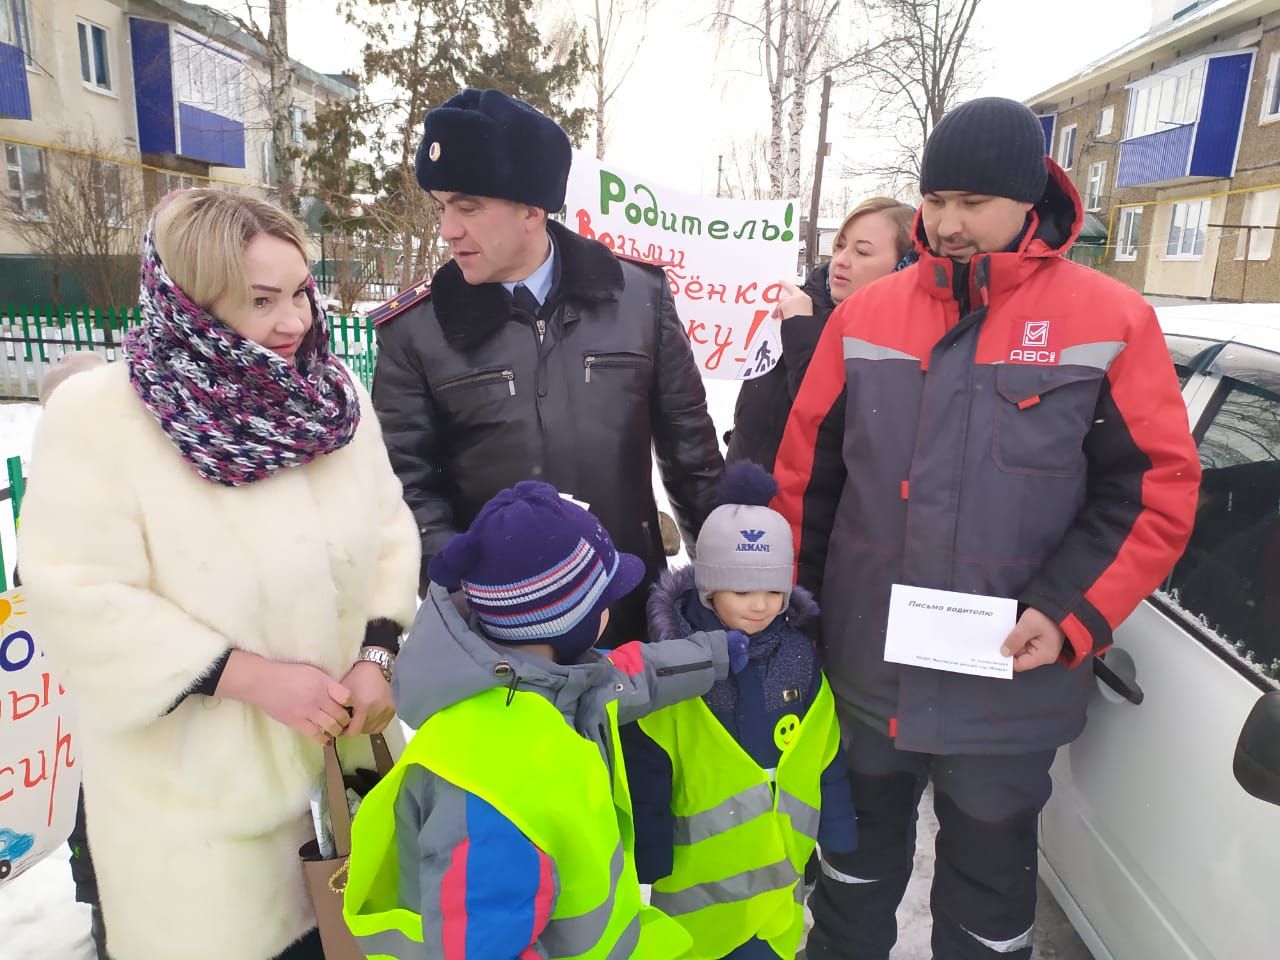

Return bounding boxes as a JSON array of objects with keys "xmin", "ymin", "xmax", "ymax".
[
  {"xmin": 604, "ymin": 629, "xmax": 746, "ymax": 725},
  {"xmin": 407, "ymin": 768, "xmax": 559, "ymax": 959}
]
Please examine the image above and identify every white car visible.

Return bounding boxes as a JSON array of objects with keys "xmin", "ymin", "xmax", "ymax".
[{"xmin": 1039, "ymin": 302, "xmax": 1280, "ymax": 960}]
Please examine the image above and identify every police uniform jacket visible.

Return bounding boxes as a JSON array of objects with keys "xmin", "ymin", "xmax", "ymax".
[{"xmin": 372, "ymin": 220, "xmax": 724, "ymax": 642}]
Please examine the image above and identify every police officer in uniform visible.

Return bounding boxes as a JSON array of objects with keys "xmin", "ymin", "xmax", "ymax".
[{"xmin": 370, "ymin": 89, "xmax": 723, "ymax": 644}]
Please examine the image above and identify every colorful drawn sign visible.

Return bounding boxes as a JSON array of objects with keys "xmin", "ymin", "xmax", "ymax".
[
  {"xmin": 565, "ymin": 153, "xmax": 801, "ymax": 380},
  {"xmin": 0, "ymin": 590, "xmax": 78, "ymax": 884}
]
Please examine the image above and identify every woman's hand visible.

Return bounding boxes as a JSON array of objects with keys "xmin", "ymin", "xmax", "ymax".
[
  {"xmin": 340, "ymin": 660, "xmax": 396, "ymax": 735},
  {"xmin": 772, "ymin": 280, "xmax": 813, "ymax": 320},
  {"xmin": 217, "ymin": 650, "xmax": 353, "ymax": 745}
]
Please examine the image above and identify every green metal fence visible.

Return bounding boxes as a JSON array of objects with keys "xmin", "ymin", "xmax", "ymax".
[
  {"xmin": 0, "ymin": 454, "xmax": 25, "ymax": 592},
  {"xmin": 0, "ymin": 305, "xmax": 378, "ymax": 399}
]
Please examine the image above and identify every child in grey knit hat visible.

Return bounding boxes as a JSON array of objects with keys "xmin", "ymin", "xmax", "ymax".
[
  {"xmin": 621, "ymin": 461, "xmax": 858, "ymax": 960},
  {"xmin": 690, "ymin": 460, "xmax": 797, "ymax": 633}
]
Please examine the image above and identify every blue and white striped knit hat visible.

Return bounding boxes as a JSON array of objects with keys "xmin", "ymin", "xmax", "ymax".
[{"xmin": 427, "ymin": 481, "xmax": 646, "ymax": 660}]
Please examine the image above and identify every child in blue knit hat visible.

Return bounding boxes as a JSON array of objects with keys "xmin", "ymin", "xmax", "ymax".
[
  {"xmin": 622, "ymin": 461, "xmax": 858, "ymax": 960},
  {"xmin": 343, "ymin": 480, "xmax": 746, "ymax": 960}
]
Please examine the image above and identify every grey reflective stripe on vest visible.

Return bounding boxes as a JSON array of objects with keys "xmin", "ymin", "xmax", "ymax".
[
  {"xmin": 355, "ymin": 928, "xmax": 429, "ymax": 959},
  {"xmin": 776, "ymin": 789, "xmax": 820, "ymax": 844},
  {"xmin": 602, "ymin": 914, "xmax": 641, "ymax": 960},
  {"xmin": 962, "ymin": 922, "xmax": 1034, "ymax": 954},
  {"xmin": 651, "ymin": 858, "xmax": 800, "ymax": 917},
  {"xmin": 819, "ymin": 853, "xmax": 875, "ymax": 884},
  {"xmin": 538, "ymin": 844, "xmax": 626, "ymax": 958},
  {"xmin": 672, "ymin": 782, "xmax": 774, "ymax": 845},
  {"xmin": 843, "ymin": 337, "xmax": 921, "ymax": 363},
  {"xmin": 1057, "ymin": 341, "xmax": 1125, "ymax": 370}
]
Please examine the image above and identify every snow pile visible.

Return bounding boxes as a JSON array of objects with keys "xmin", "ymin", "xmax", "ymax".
[{"xmin": 0, "ymin": 845, "xmax": 95, "ymax": 960}]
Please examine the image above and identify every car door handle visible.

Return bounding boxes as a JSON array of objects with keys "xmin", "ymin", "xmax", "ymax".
[{"xmin": 1094, "ymin": 653, "xmax": 1144, "ymax": 705}]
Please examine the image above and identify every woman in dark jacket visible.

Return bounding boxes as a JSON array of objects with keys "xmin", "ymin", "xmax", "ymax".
[{"xmin": 727, "ymin": 197, "xmax": 916, "ymax": 470}]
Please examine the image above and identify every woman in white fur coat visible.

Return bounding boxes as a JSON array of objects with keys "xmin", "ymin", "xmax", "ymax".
[{"xmin": 17, "ymin": 191, "xmax": 420, "ymax": 960}]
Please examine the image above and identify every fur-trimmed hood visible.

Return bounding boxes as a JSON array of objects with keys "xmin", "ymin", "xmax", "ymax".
[
  {"xmin": 646, "ymin": 564, "xmax": 819, "ymax": 643},
  {"xmin": 429, "ymin": 219, "xmax": 626, "ymax": 353}
]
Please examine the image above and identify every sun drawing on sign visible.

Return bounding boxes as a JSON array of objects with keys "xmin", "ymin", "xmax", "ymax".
[{"xmin": 0, "ymin": 594, "xmax": 28, "ymax": 628}]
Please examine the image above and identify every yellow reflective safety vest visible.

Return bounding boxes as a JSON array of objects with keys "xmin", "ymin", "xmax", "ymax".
[
  {"xmin": 637, "ymin": 676, "xmax": 841, "ymax": 960},
  {"xmin": 343, "ymin": 686, "xmax": 691, "ymax": 960}
]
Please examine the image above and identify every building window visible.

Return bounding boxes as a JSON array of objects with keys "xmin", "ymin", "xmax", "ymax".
[
  {"xmin": 5, "ymin": 141, "xmax": 46, "ymax": 218},
  {"xmin": 172, "ymin": 32, "xmax": 244, "ymax": 121},
  {"xmin": 1165, "ymin": 198, "xmax": 1210, "ymax": 259},
  {"xmin": 1085, "ymin": 161, "xmax": 1107, "ymax": 212},
  {"xmin": 163, "ymin": 172, "xmax": 195, "ymax": 193},
  {"xmin": 291, "ymin": 106, "xmax": 309, "ymax": 149},
  {"xmin": 1262, "ymin": 53, "xmax": 1280, "ymax": 124},
  {"xmin": 1057, "ymin": 123, "xmax": 1077, "ymax": 171},
  {"xmin": 91, "ymin": 159, "xmax": 125, "ymax": 227},
  {"xmin": 77, "ymin": 20, "xmax": 112, "ymax": 92},
  {"xmin": 1234, "ymin": 188, "xmax": 1280, "ymax": 262},
  {"xmin": 1116, "ymin": 206, "xmax": 1142, "ymax": 261},
  {"xmin": 1097, "ymin": 105, "xmax": 1115, "ymax": 137},
  {"xmin": 0, "ymin": 0, "xmax": 34, "ymax": 67},
  {"xmin": 1126, "ymin": 61, "xmax": 1205, "ymax": 138},
  {"xmin": 146, "ymin": 170, "xmax": 196, "ymax": 208}
]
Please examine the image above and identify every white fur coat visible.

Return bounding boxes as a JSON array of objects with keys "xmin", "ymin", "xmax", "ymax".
[{"xmin": 17, "ymin": 363, "xmax": 420, "ymax": 960}]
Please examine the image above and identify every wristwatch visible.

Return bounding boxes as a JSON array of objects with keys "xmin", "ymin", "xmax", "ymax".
[{"xmin": 357, "ymin": 646, "xmax": 396, "ymax": 683}]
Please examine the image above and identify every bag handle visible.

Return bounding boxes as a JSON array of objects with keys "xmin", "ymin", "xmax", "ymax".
[{"xmin": 325, "ymin": 732, "xmax": 394, "ymax": 858}]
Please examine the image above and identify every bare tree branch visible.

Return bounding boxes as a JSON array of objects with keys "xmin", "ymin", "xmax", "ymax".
[
  {"xmin": 585, "ymin": 0, "xmax": 654, "ymax": 159},
  {"xmin": 844, "ymin": 0, "xmax": 984, "ymax": 190},
  {"xmin": 6, "ymin": 134, "xmax": 149, "ymax": 306}
]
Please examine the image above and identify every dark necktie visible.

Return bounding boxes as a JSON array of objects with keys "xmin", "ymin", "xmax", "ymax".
[{"xmin": 513, "ymin": 283, "xmax": 540, "ymax": 317}]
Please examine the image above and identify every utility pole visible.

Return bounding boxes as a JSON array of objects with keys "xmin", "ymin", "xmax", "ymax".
[
  {"xmin": 268, "ymin": 0, "xmax": 295, "ymax": 210},
  {"xmin": 806, "ymin": 73, "xmax": 833, "ymax": 273},
  {"xmin": 1208, "ymin": 222, "xmax": 1277, "ymax": 301},
  {"xmin": 716, "ymin": 154, "xmax": 724, "ymax": 198}
]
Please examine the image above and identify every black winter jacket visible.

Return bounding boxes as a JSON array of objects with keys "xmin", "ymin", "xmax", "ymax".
[
  {"xmin": 371, "ymin": 221, "xmax": 724, "ymax": 643},
  {"xmin": 726, "ymin": 264, "xmax": 835, "ymax": 471}
]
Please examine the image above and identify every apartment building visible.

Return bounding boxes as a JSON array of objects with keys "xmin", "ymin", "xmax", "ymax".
[
  {"xmin": 1027, "ymin": 0, "xmax": 1280, "ymax": 302},
  {"xmin": 0, "ymin": 0, "xmax": 354, "ymax": 303}
]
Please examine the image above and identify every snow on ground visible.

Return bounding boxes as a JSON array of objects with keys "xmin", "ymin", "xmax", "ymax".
[
  {"xmin": 0, "ymin": 380, "xmax": 1089, "ymax": 959},
  {"xmin": 0, "ymin": 845, "xmax": 95, "ymax": 960}
]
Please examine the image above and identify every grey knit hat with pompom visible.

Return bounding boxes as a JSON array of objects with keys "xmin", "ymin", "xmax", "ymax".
[{"xmin": 694, "ymin": 461, "xmax": 794, "ymax": 608}]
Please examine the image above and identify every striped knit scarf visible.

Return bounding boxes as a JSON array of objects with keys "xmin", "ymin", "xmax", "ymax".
[{"xmin": 125, "ymin": 226, "xmax": 360, "ymax": 487}]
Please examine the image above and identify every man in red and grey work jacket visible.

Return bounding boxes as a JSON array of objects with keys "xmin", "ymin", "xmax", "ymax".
[{"xmin": 773, "ymin": 97, "xmax": 1201, "ymax": 960}]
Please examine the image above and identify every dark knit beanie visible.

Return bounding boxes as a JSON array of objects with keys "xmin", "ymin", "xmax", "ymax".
[
  {"xmin": 919, "ymin": 97, "xmax": 1048, "ymax": 203},
  {"xmin": 415, "ymin": 89, "xmax": 572, "ymax": 212},
  {"xmin": 428, "ymin": 481, "xmax": 644, "ymax": 661}
]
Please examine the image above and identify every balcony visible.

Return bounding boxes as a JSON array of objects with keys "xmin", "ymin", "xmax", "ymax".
[
  {"xmin": 0, "ymin": 40, "xmax": 30, "ymax": 120},
  {"xmin": 1116, "ymin": 50, "xmax": 1252, "ymax": 188},
  {"xmin": 129, "ymin": 18, "xmax": 246, "ymax": 168},
  {"xmin": 1116, "ymin": 124, "xmax": 1197, "ymax": 187}
]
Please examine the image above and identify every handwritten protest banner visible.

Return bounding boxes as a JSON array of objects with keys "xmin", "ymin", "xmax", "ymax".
[
  {"xmin": 565, "ymin": 153, "xmax": 801, "ymax": 380},
  {"xmin": 0, "ymin": 590, "xmax": 78, "ymax": 885}
]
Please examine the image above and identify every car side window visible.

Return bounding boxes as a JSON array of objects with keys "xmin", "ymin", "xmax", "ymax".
[
  {"xmin": 1162, "ymin": 364, "xmax": 1280, "ymax": 688},
  {"xmin": 1163, "ymin": 334, "xmax": 1218, "ymax": 388}
]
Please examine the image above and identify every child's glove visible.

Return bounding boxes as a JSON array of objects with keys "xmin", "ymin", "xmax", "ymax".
[{"xmin": 727, "ymin": 630, "xmax": 749, "ymax": 674}]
